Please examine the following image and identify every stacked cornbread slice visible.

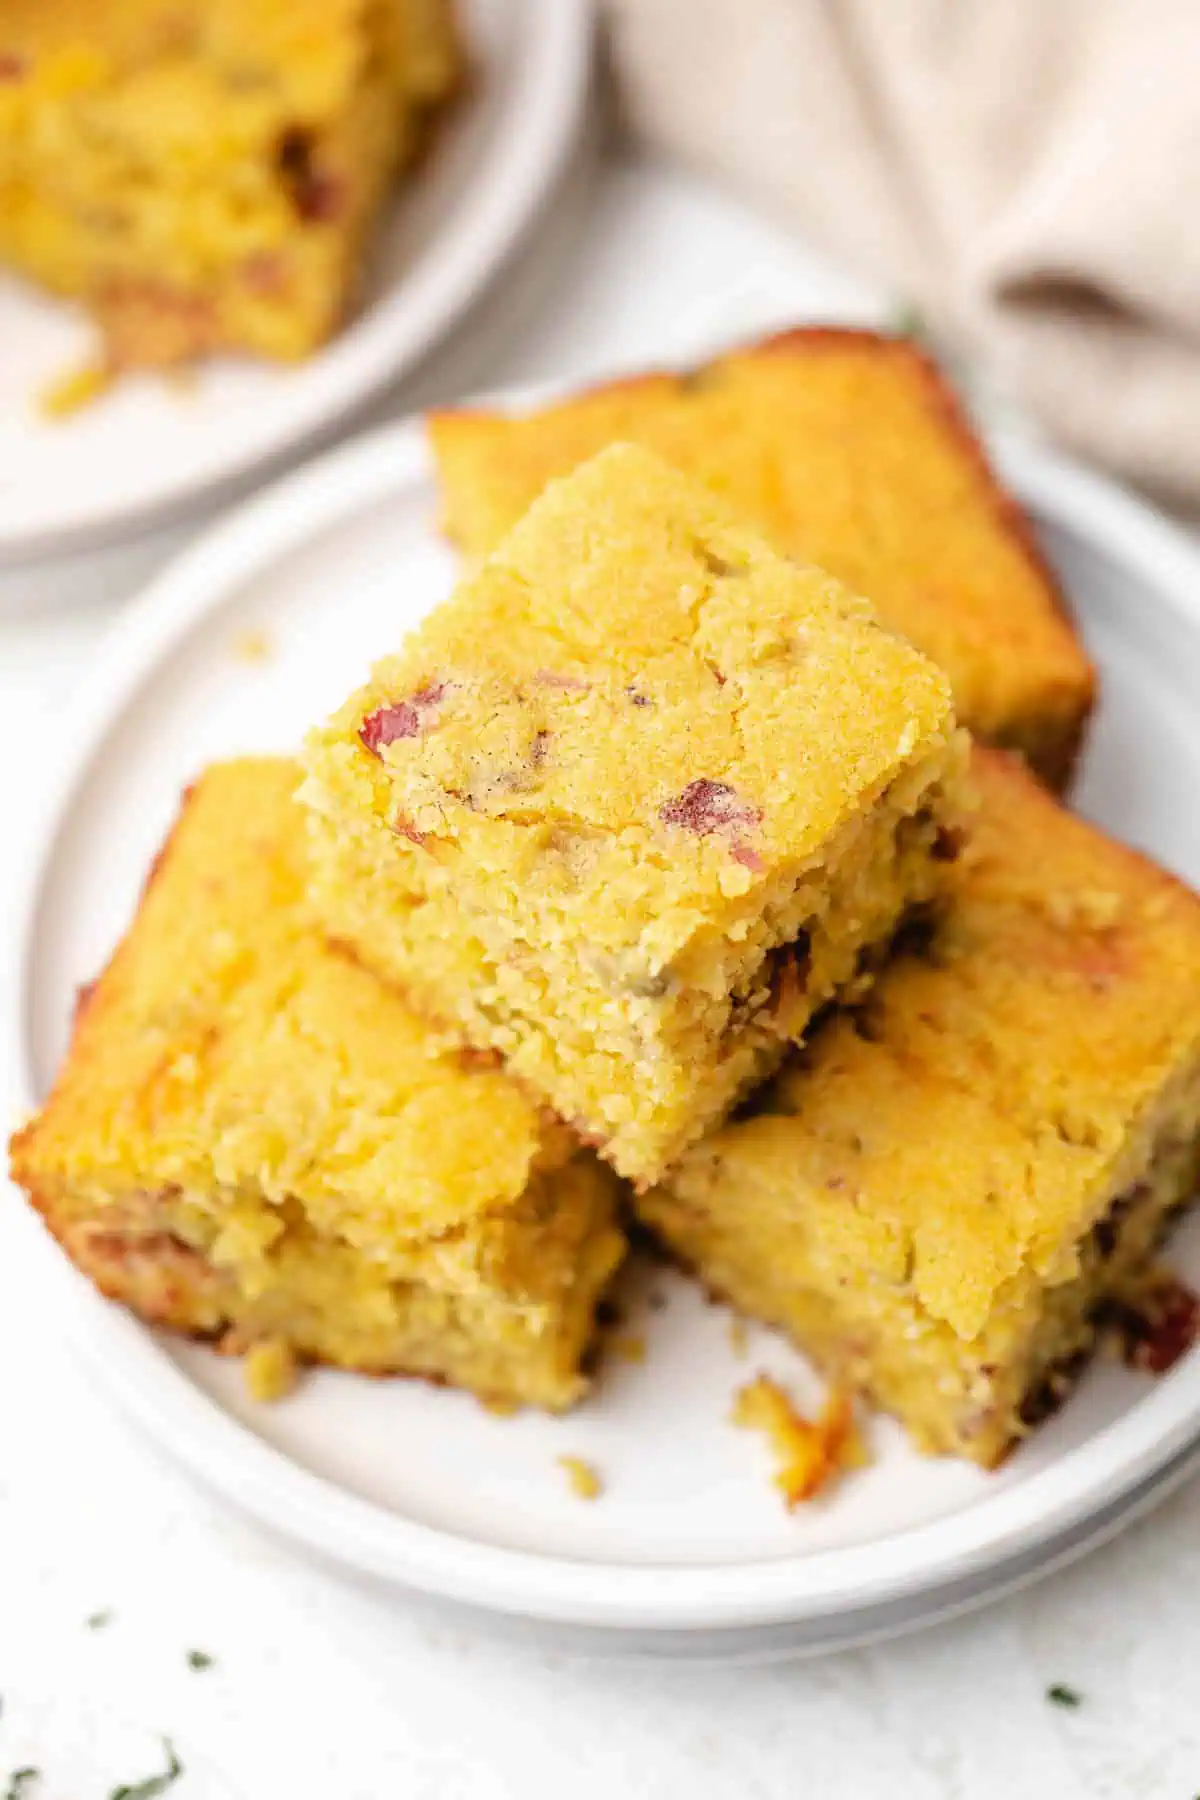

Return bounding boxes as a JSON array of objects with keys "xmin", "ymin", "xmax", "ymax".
[
  {"xmin": 302, "ymin": 443, "xmax": 968, "ymax": 1188},
  {"xmin": 641, "ymin": 746, "xmax": 1200, "ymax": 1464},
  {"xmin": 11, "ymin": 759, "xmax": 624, "ymax": 1410}
]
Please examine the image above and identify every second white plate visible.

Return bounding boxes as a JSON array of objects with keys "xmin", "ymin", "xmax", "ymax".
[
  {"xmin": 0, "ymin": 0, "xmax": 591, "ymax": 564},
  {"xmin": 11, "ymin": 409, "xmax": 1200, "ymax": 1653}
]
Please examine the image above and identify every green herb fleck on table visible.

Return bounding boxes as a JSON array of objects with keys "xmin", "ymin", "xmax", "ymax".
[
  {"xmin": 1046, "ymin": 1682, "xmax": 1083, "ymax": 1709},
  {"xmin": 86, "ymin": 1609, "xmax": 113, "ymax": 1630},
  {"xmin": 108, "ymin": 1738, "xmax": 182, "ymax": 1800},
  {"xmin": 5, "ymin": 1769, "xmax": 39, "ymax": 1800},
  {"xmin": 186, "ymin": 1649, "xmax": 214, "ymax": 1672}
]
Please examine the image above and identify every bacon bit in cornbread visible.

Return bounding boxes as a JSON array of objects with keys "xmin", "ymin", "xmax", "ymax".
[
  {"xmin": 0, "ymin": 51, "xmax": 29, "ymax": 80},
  {"xmin": 244, "ymin": 1337, "xmax": 298, "ymax": 1402},
  {"xmin": 232, "ymin": 628, "xmax": 273, "ymax": 665},
  {"xmin": 277, "ymin": 126, "xmax": 347, "ymax": 224},
  {"xmin": 392, "ymin": 813, "xmax": 430, "ymax": 849},
  {"xmin": 96, "ymin": 280, "xmax": 218, "ymax": 368},
  {"xmin": 558, "ymin": 1455, "xmax": 603, "ymax": 1500},
  {"xmin": 660, "ymin": 778, "xmax": 761, "ymax": 841},
  {"xmin": 359, "ymin": 682, "xmax": 448, "ymax": 754},
  {"xmin": 241, "ymin": 248, "xmax": 291, "ymax": 296},
  {"xmin": 1119, "ymin": 1275, "xmax": 1200, "ymax": 1375},
  {"xmin": 931, "ymin": 825, "xmax": 965, "ymax": 863},
  {"xmin": 611, "ymin": 1333, "xmax": 646, "ymax": 1364},
  {"xmin": 39, "ymin": 361, "xmax": 115, "ymax": 419},
  {"xmin": 732, "ymin": 1374, "xmax": 867, "ymax": 1507},
  {"xmin": 731, "ymin": 843, "xmax": 764, "ymax": 872}
]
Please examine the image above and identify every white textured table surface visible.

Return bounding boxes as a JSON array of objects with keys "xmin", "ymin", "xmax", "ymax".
[{"xmin": 3, "ymin": 152, "xmax": 1199, "ymax": 1799}]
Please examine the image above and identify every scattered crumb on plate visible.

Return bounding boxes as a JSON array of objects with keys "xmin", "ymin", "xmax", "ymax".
[
  {"xmin": 558, "ymin": 1455, "xmax": 603, "ymax": 1501},
  {"xmin": 232, "ymin": 628, "xmax": 274, "ymax": 665},
  {"xmin": 611, "ymin": 1333, "xmax": 646, "ymax": 1363},
  {"xmin": 728, "ymin": 1318, "xmax": 748, "ymax": 1357},
  {"xmin": 39, "ymin": 361, "xmax": 114, "ymax": 420},
  {"xmin": 243, "ymin": 1337, "xmax": 298, "ymax": 1402},
  {"xmin": 731, "ymin": 1373, "xmax": 868, "ymax": 1508},
  {"xmin": 483, "ymin": 1395, "xmax": 520, "ymax": 1417}
]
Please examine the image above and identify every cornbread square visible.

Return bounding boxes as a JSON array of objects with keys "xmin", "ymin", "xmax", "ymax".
[
  {"xmin": 428, "ymin": 327, "xmax": 1095, "ymax": 788},
  {"xmin": 9, "ymin": 759, "xmax": 624, "ymax": 1412},
  {"xmin": 303, "ymin": 443, "xmax": 967, "ymax": 1187},
  {"xmin": 640, "ymin": 749, "xmax": 1200, "ymax": 1466},
  {"xmin": 0, "ymin": 0, "xmax": 460, "ymax": 369}
]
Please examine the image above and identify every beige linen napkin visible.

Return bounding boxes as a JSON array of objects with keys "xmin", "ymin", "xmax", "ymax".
[{"xmin": 604, "ymin": 0, "xmax": 1200, "ymax": 504}]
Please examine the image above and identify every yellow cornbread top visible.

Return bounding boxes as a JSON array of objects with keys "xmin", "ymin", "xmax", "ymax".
[
  {"xmin": 428, "ymin": 331, "xmax": 1094, "ymax": 747},
  {"xmin": 12, "ymin": 758, "xmax": 580, "ymax": 1252},
  {"xmin": 0, "ymin": 0, "xmax": 442, "ymax": 116},
  {"xmin": 307, "ymin": 443, "xmax": 958, "ymax": 967},
  {"xmin": 669, "ymin": 748, "xmax": 1200, "ymax": 1342}
]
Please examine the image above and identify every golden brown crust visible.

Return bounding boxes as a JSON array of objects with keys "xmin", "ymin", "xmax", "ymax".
[
  {"xmin": 28, "ymin": 1181, "xmax": 558, "ymax": 1410},
  {"xmin": 755, "ymin": 326, "xmax": 1084, "ymax": 644},
  {"xmin": 428, "ymin": 326, "xmax": 1096, "ymax": 788},
  {"xmin": 641, "ymin": 744, "xmax": 1200, "ymax": 1464},
  {"xmin": 10, "ymin": 756, "xmax": 626, "ymax": 1413}
]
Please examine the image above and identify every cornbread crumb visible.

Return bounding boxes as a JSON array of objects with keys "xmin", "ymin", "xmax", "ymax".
[
  {"xmin": 39, "ymin": 361, "xmax": 114, "ymax": 419},
  {"xmin": 611, "ymin": 1333, "xmax": 646, "ymax": 1364},
  {"xmin": 728, "ymin": 1318, "xmax": 749, "ymax": 1358},
  {"xmin": 558, "ymin": 1455, "xmax": 603, "ymax": 1501},
  {"xmin": 732, "ymin": 1374, "xmax": 866, "ymax": 1507},
  {"xmin": 483, "ymin": 1395, "xmax": 520, "ymax": 1417},
  {"xmin": 232, "ymin": 628, "xmax": 274, "ymax": 666},
  {"xmin": 244, "ymin": 1337, "xmax": 298, "ymax": 1402}
]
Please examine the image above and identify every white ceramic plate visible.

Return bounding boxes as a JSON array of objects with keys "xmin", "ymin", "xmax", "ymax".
[
  {"xmin": 0, "ymin": 0, "xmax": 591, "ymax": 565},
  {"xmin": 11, "ymin": 409, "xmax": 1200, "ymax": 1653}
]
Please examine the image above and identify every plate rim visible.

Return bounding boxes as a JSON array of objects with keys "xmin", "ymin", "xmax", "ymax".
[
  {"xmin": 11, "ymin": 398, "xmax": 1200, "ymax": 1634},
  {"xmin": 0, "ymin": 0, "xmax": 593, "ymax": 566}
]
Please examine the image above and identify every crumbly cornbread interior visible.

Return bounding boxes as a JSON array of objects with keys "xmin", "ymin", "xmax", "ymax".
[
  {"xmin": 640, "ymin": 748, "xmax": 1200, "ymax": 1464},
  {"xmin": 9, "ymin": 757, "xmax": 624, "ymax": 1411},
  {"xmin": 428, "ymin": 329, "xmax": 1094, "ymax": 785},
  {"xmin": 0, "ymin": 0, "xmax": 461, "ymax": 365},
  {"xmin": 303, "ymin": 442, "xmax": 966, "ymax": 1185}
]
